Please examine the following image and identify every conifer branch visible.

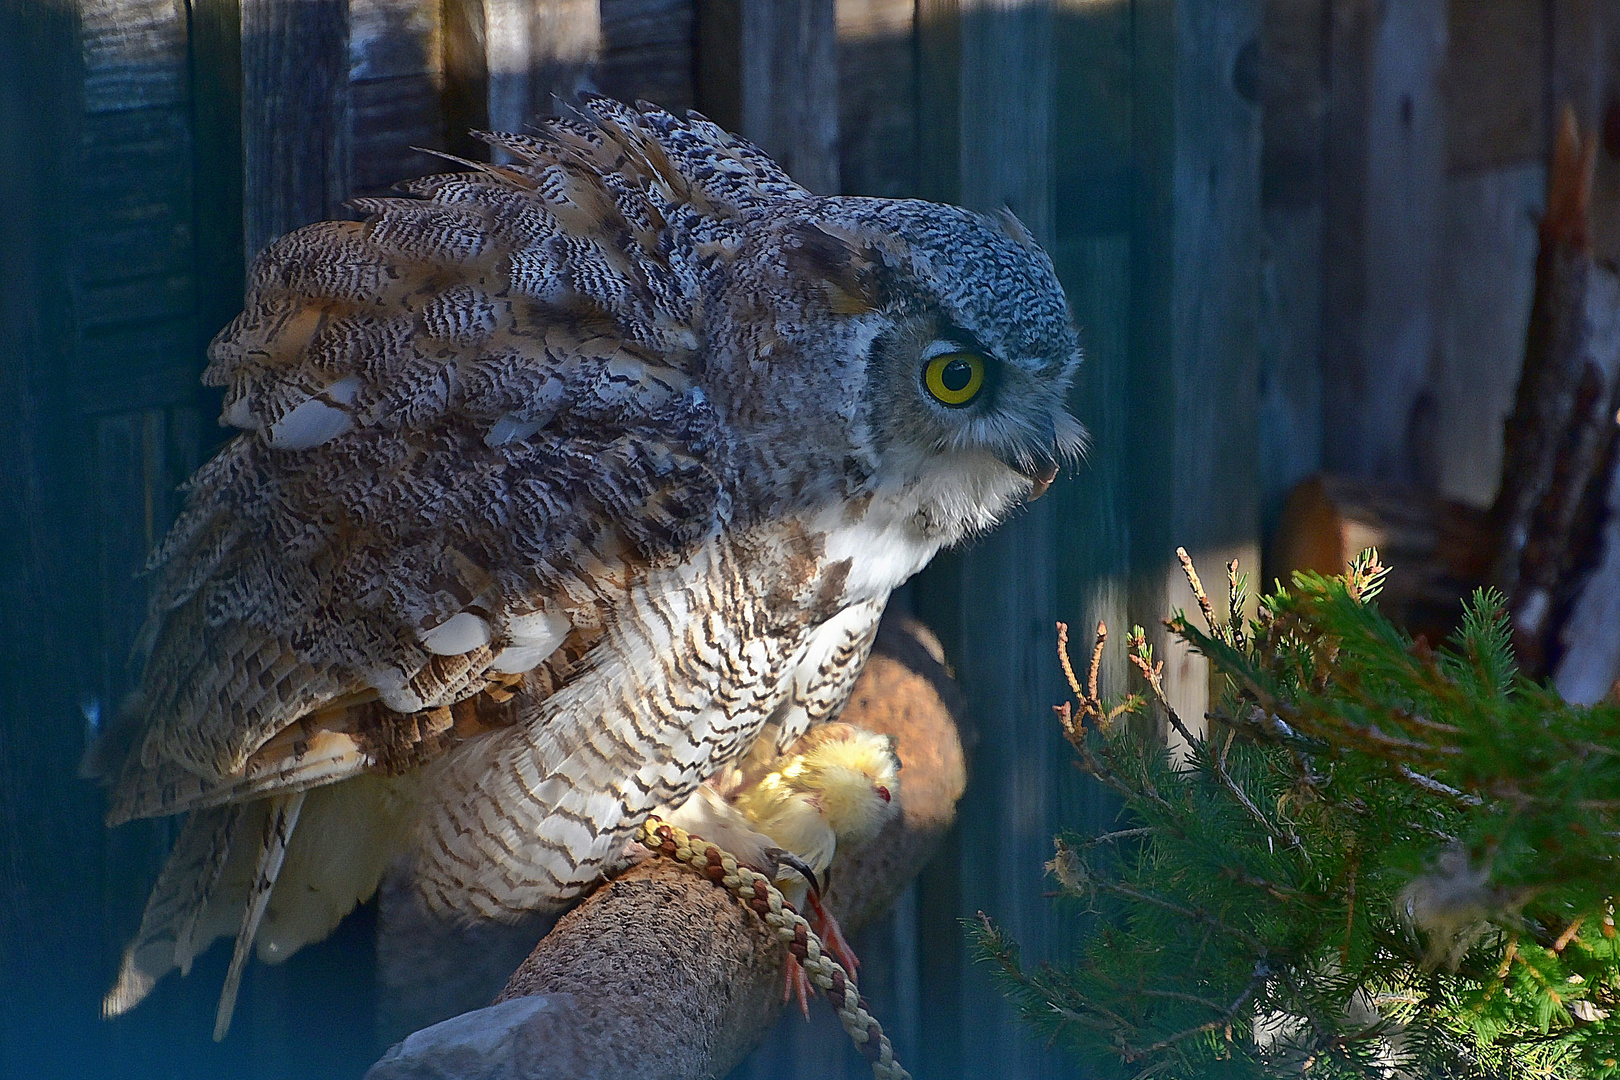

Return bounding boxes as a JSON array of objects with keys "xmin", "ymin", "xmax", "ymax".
[{"xmin": 983, "ymin": 548, "xmax": 1620, "ymax": 1078}]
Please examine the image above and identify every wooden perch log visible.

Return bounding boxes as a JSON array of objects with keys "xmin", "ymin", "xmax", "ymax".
[{"xmin": 365, "ymin": 615, "xmax": 968, "ymax": 1080}]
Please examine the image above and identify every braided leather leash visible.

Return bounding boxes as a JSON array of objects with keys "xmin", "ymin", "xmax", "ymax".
[{"xmin": 637, "ymin": 816, "xmax": 912, "ymax": 1080}]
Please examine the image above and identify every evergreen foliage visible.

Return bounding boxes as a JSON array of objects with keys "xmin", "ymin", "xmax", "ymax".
[{"xmin": 972, "ymin": 551, "xmax": 1620, "ymax": 1078}]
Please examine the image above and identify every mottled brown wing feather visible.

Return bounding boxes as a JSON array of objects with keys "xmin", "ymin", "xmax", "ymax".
[{"xmin": 103, "ymin": 99, "xmax": 797, "ymax": 825}]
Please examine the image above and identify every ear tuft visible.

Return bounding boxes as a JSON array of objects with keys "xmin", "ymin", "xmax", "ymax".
[
  {"xmin": 991, "ymin": 206, "xmax": 1039, "ymax": 249},
  {"xmin": 781, "ymin": 222, "xmax": 891, "ymax": 314}
]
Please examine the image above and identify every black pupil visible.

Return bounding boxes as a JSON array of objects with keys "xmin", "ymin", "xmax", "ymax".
[{"xmin": 940, "ymin": 357, "xmax": 974, "ymax": 393}]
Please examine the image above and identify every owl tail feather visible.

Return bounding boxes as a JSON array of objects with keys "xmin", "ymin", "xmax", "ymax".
[
  {"xmin": 213, "ymin": 791, "xmax": 305, "ymax": 1041},
  {"xmin": 103, "ymin": 803, "xmax": 246, "ymax": 1020}
]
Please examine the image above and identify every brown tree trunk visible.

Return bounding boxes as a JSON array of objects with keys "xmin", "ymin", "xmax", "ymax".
[{"xmin": 1487, "ymin": 108, "xmax": 1620, "ymax": 682}]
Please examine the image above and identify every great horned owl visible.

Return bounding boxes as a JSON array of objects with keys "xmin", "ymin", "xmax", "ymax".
[{"xmin": 92, "ymin": 96, "xmax": 1083, "ymax": 1035}]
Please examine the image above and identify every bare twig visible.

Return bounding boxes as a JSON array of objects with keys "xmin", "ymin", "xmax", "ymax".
[
  {"xmin": 1396, "ymin": 764, "xmax": 1483, "ymax": 806},
  {"xmin": 1127, "ymin": 626, "xmax": 1200, "ymax": 749},
  {"xmin": 1226, "ymin": 559, "xmax": 1248, "ymax": 651},
  {"xmin": 1177, "ymin": 547, "xmax": 1220, "ymax": 636},
  {"xmin": 1555, "ymin": 915, "xmax": 1585, "ymax": 952},
  {"xmin": 1083, "ymin": 827, "xmax": 1154, "ymax": 848},
  {"xmin": 1057, "ymin": 622, "xmax": 1085, "ymax": 701},
  {"xmin": 1088, "ymin": 621, "xmax": 1106, "ymax": 704}
]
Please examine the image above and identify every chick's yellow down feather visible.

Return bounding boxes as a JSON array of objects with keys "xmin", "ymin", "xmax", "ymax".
[
  {"xmin": 665, "ymin": 722, "xmax": 900, "ymax": 906},
  {"xmin": 734, "ymin": 723, "xmax": 899, "ymax": 905}
]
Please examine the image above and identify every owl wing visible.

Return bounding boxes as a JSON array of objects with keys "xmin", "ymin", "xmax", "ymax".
[{"xmin": 100, "ymin": 98, "xmax": 809, "ymax": 826}]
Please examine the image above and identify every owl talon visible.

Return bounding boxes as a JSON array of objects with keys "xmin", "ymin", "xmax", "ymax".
[
  {"xmin": 807, "ymin": 889, "xmax": 860, "ymax": 973},
  {"xmin": 774, "ymin": 850, "xmax": 819, "ymax": 892},
  {"xmin": 782, "ymin": 954, "xmax": 814, "ymax": 1019}
]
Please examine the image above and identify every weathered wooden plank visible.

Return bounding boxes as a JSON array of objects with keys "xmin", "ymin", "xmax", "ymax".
[
  {"xmin": 836, "ymin": 0, "xmax": 916, "ymax": 198},
  {"xmin": 351, "ymin": 0, "xmax": 443, "ymax": 82},
  {"xmin": 74, "ymin": 321, "xmax": 203, "ymax": 413},
  {"xmin": 1444, "ymin": 0, "xmax": 1543, "ymax": 172},
  {"xmin": 913, "ymin": 0, "xmax": 958, "ymax": 208},
  {"xmin": 349, "ymin": 0, "xmax": 446, "ymax": 194},
  {"xmin": 78, "ymin": 105, "xmax": 192, "ymax": 186},
  {"xmin": 1258, "ymin": 0, "xmax": 1327, "ymax": 538},
  {"xmin": 353, "ymin": 74, "xmax": 451, "ymax": 194},
  {"xmin": 948, "ymin": 7, "xmax": 1067, "ymax": 1078},
  {"xmin": 1549, "ymin": 0, "xmax": 1606, "ymax": 130},
  {"xmin": 442, "ymin": 0, "xmax": 491, "ymax": 160},
  {"xmin": 75, "ymin": 274, "xmax": 195, "ymax": 332},
  {"xmin": 75, "ymin": 106, "xmax": 194, "ymax": 285},
  {"xmin": 75, "ymin": 219, "xmax": 193, "ymax": 290},
  {"xmin": 1321, "ymin": 0, "xmax": 1447, "ymax": 484},
  {"xmin": 1133, "ymin": 0, "xmax": 1261, "ymax": 745},
  {"xmin": 484, "ymin": 0, "xmax": 601, "ymax": 137},
  {"xmin": 95, "ymin": 411, "xmax": 156, "ymax": 700},
  {"xmin": 0, "ymin": 12, "xmax": 97, "ymax": 1066},
  {"xmin": 241, "ymin": 0, "xmax": 352, "ymax": 260},
  {"xmin": 1433, "ymin": 163, "xmax": 1544, "ymax": 506},
  {"xmin": 1051, "ymin": 0, "xmax": 1132, "ymax": 236},
  {"xmin": 191, "ymin": 0, "xmax": 246, "ymax": 352},
  {"xmin": 79, "ymin": 0, "xmax": 189, "ymax": 113},
  {"xmin": 695, "ymin": 0, "xmax": 743, "ymax": 128},
  {"xmin": 1584, "ymin": 0, "xmax": 1620, "ymax": 264},
  {"xmin": 599, "ymin": 0, "xmax": 695, "ymax": 111},
  {"xmin": 705, "ymin": 0, "xmax": 839, "ymax": 194}
]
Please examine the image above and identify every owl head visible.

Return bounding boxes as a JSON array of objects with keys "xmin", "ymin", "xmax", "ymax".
[{"xmin": 704, "ymin": 195, "xmax": 1086, "ymax": 544}]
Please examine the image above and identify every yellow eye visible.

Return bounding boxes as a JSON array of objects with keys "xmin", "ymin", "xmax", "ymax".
[{"xmin": 923, "ymin": 351, "xmax": 986, "ymax": 407}]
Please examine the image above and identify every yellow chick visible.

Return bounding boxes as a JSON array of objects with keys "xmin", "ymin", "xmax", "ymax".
[
  {"xmin": 662, "ymin": 722, "xmax": 900, "ymax": 1012},
  {"xmin": 733, "ymin": 722, "xmax": 900, "ymax": 908}
]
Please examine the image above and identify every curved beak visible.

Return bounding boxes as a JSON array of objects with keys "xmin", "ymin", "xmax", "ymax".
[
  {"xmin": 1000, "ymin": 415, "xmax": 1062, "ymax": 500},
  {"xmin": 1025, "ymin": 460, "xmax": 1059, "ymax": 500}
]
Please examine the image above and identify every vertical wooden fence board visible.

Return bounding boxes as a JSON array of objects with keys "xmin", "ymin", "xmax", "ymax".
[
  {"xmin": 1258, "ymin": 0, "xmax": 1327, "ymax": 545},
  {"xmin": 946, "ymin": 9, "xmax": 1072, "ymax": 1080},
  {"xmin": 1167, "ymin": 0, "xmax": 1261, "ymax": 708},
  {"xmin": 76, "ymin": 1, "xmax": 225, "ymax": 1075},
  {"xmin": 1049, "ymin": 0, "xmax": 1135, "ymax": 841},
  {"xmin": 914, "ymin": 0, "xmax": 960, "ymax": 209},
  {"xmin": 531, "ymin": 0, "xmax": 603, "ymax": 112},
  {"xmin": 350, "ymin": 0, "xmax": 446, "ymax": 194},
  {"xmin": 599, "ymin": 0, "xmax": 695, "ymax": 112},
  {"xmin": 484, "ymin": 0, "xmax": 532, "ymax": 136},
  {"xmin": 0, "ymin": 3, "xmax": 95, "ymax": 1072},
  {"xmin": 1583, "ymin": 0, "xmax": 1620, "ymax": 266},
  {"xmin": 1321, "ymin": 0, "xmax": 1447, "ymax": 485},
  {"xmin": 241, "ymin": 0, "xmax": 352, "ymax": 261},
  {"xmin": 442, "ymin": 0, "xmax": 492, "ymax": 161},
  {"xmin": 191, "ymin": 0, "xmax": 245, "ymax": 365},
  {"xmin": 836, "ymin": 0, "xmax": 919, "ymax": 198},
  {"xmin": 897, "ymin": 6, "xmax": 965, "ymax": 1069},
  {"xmin": 79, "ymin": 0, "xmax": 189, "ymax": 112},
  {"xmin": 1433, "ymin": 163, "xmax": 1544, "ymax": 507},
  {"xmin": 1444, "ymin": 0, "xmax": 1544, "ymax": 172},
  {"xmin": 483, "ymin": 0, "xmax": 601, "ymax": 140},
  {"xmin": 732, "ymin": 0, "xmax": 840, "ymax": 194}
]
